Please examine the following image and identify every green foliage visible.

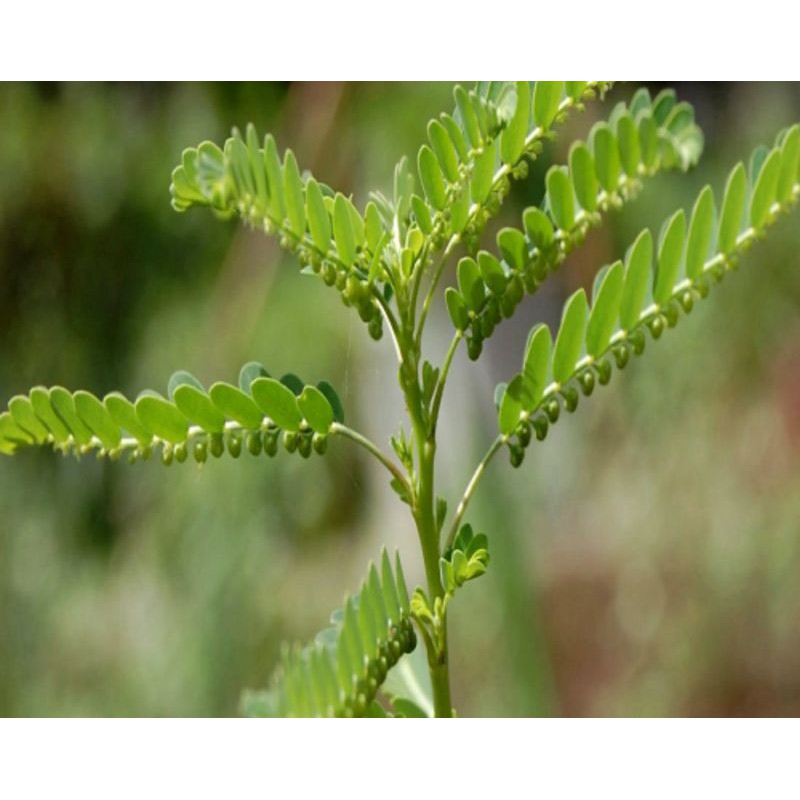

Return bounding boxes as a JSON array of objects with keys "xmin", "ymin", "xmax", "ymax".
[
  {"xmin": 0, "ymin": 364, "xmax": 344, "ymax": 465},
  {"xmin": 445, "ymin": 89, "xmax": 704, "ymax": 358},
  {"xmin": 496, "ymin": 130, "xmax": 800, "ymax": 465},
  {"xmin": 242, "ymin": 550, "xmax": 416, "ymax": 718},
  {"xmin": 3, "ymin": 83, "xmax": 798, "ymax": 718}
]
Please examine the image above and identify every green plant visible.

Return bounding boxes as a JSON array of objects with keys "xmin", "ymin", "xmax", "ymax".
[{"xmin": 1, "ymin": 82, "xmax": 798, "ymax": 717}]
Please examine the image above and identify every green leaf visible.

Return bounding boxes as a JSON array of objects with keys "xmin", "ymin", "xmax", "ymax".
[
  {"xmin": 104, "ymin": 392, "xmax": 153, "ymax": 444},
  {"xmin": 263, "ymin": 134, "xmax": 285, "ymax": 220},
  {"xmin": 470, "ymin": 140, "xmax": 496, "ymax": 204},
  {"xmin": 521, "ymin": 324, "xmax": 552, "ymax": 409},
  {"xmin": 49, "ymin": 386, "xmax": 92, "ymax": 445},
  {"xmin": 552, "ymin": 289, "xmax": 588, "ymax": 384},
  {"xmin": 251, "ymin": 378, "xmax": 302, "ymax": 431},
  {"xmin": 498, "ymin": 374, "xmax": 524, "ymax": 436},
  {"xmin": 523, "ymin": 207, "xmax": 554, "ymax": 250},
  {"xmin": 316, "ymin": 381, "xmax": 344, "ymax": 424},
  {"xmin": 717, "ymin": 163, "xmax": 747, "ymax": 255},
  {"xmin": 209, "ymin": 382, "xmax": 264, "ymax": 429},
  {"xmin": 546, "ymin": 166, "xmax": 576, "ymax": 231},
  {"xmin": 168, "ymin": 370, "xmax": 204, "ymax": 398},
  {"xmin": 9, "ymin": 395, "xmax": 49, "ymax": 443},
  {"xmin": 427, "ymin": 119, "xmax": 460, "ymax": 183},
  {"xmin": 445, "ymin": 287, "xmax": 469, "ymax": 331},
  {"xmin": 684, "ymin": 186, "xmax": 715, "ymax": 280},
  {"xmin": 569, "ymin": 143, "xmax": 598, "ymax": 213},
  {"xmin": 29, "ymin": 387, "xmax": 70, "ymax": 443},
  {"xmin": 565, "ymin": 82, "xmax": 588, "ymax": 101},
  {"xmin": 417, "ymin": 145, "xmax": 447, "ymax": 210},
  {"xmin": 0, "ymin": 412, "xmax": 32, "ymax": 451},
  {"xmin": 135, "ymin": 393, "xmax": 189, "ymax": 444},
  {"xmin": 654, "ymin": 210, "xmax": 687, "ymax": 305},
  {"xmin": 454, "ymin": 85, "xmax": 482, "ymax": 148},
  {"xmin": 238, "ymin": 361, "xmax": 270, "ymax": 393},
  {"xmin": 638, "ymin": 113, "xmax": 658, "ymax": 169},
  {"xmin": 533, "ymin": 82, "xmax": 564, "ymax": 129},
  {"xmin": 477, "ymin": 251, "xmax": 507, "ymax": 295},
  {"xmin": 500, "ymin": 81, "xmax": 530, "ymax": 164},
  {"xmin": 619, "ymin": 229, "xmax": 653, "ymax": 330},
  {"xmin": 496, "ymin": 228, "xmax": 527, "ymax": 270},
  {"xmin": 750, "ymin": 148, "xmax": 781, "ymax": 228},
  {"xmin": 73, "ymin": 391, "xmax": 122, "ymax": 449},
  {"xmin": 298, "ymin": 386, "xmax": 334, "ymax": 434},
  {"xmin": 777, "ymin": 125, "xmax": 800, "ymax": 203},
  {"xmin": 652, "ymin": 89, "xmax": 676, "ymax": 125},
  {"xmin": 616, "ymin": 113, "xmax": 641, "ymax": 177},
  {"xmin": 172, "ymin": 385, "xmax": 226, "ymax": 434},
  {"xmin": 392, "ymin": 698, "xmax": 429, "ymax": 718},
  {"xmin": 333, "ymin": 193, "xmax": 357, "ymax": 265},
  {"xmin": 586, "ymin": 261, "xmax": 624, "ymax": 357},
  {"xmin": 283, "ymin": 150, "xmax": 306, "ymax": 237},
  {"xmin": 457, "ymin": 257, "xmax": 485, "ymax": 312},
  {"xmin": 305, "ymin": 178, "xmax": 332, "ymax": 253},
  {"xmin": 246, "ymin": 124, "xmax": 268, "ymax": 213},
  {"xmin": 593, "ymin": 124, "xmax": 621, "ymax": 193}
]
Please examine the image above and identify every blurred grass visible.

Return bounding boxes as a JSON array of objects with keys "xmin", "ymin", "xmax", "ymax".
[{"xmin": 1, "ymin": 82, "xmax": 799, "ymax": 716}]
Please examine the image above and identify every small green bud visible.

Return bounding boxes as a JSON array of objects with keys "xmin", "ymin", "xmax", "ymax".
[
  {"xmin": 679, "ymin": 290, "xmax": 695, "ymax": 314},
  {"xmin": 630, "ymin": 329, "xmax": 646, "ymax": 355},
  {"xmin": 312, "ymin": 433, "xmax": 328, "ymax": 455},
  {"xmin": 664, "ymin": 303, "xmax": 680, "ymax": 328},
  {"xmin": 322, "ymin": 262, "xmax": 336, "ymax": 286},
  {"xmin": 298, "ymin": 433, "xmax": 312, "ymax": 459},
  {"xmin": 508, "ymin": 443, "xmax": 525, "ymax": 468},
  {"xmin": 193, "ymin": 441, "xmax": 207, "ymax": 463},
  {"xmin": 282, "ymin": 430, "xmax": 298, "ymax": 453},
  {"xmin": 227, "ymin": 432, "xmax": 242, "ymax": 458},
  {"xmin": 613, "ymin": 344, "xmax": 630, "ymax": 369},
  {"xmin": 335, "ymin": 269, "xmax": 347, "ymax": 291},
  {"xmin": 545, "ymin": 398, "xmax": 560, "ymax": 424},
  {"xmin": 209, "ymin": 433, "xmax": 225, "ymax": 459},
  {"xmin": 595, "ymin": 359, "xmax": 612, "ymax": 386},
  {"xmin": 161, "ymin": 444, "xmax": 174, "ymax": 466},
  {"xmin": 467, "ymin": 337, "xmax": 483, "ymax": 361},
  {"xmin": 561, "ymin": 386, "xmax": 579, "ymax": 413},
  {"xmin": 174, "ymin": 442, "xmax": 187, "ymax": 463},
  {"xmin": 264, "ymin": 427, "xmax": 279, "ymax": 457},
  {"xmin": 247, "ymin": 430, "xmax": 263, "ymax": 456},
  {"xmin": 532, "ymin": 415, "xmax": 549, "ymax": 441},
  {"xmin": 647, "ymin": 316, "xmax": 664, "ymax": 340},
  {"xmin": 517, "ymin": 420, "xmax": 532, "ymax": 448},
  {"xmin": 368, "ymin": 315, "xmax": 383, "ymax": 341},
  {"xmin": 579, "ymin": 370, "xmax": 596, "ymax": 396}
]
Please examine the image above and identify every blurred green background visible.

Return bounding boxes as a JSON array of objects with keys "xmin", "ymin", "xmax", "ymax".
[{"xmin": 1, "ymin": 82, "xmax": 799, "ymax": 717}]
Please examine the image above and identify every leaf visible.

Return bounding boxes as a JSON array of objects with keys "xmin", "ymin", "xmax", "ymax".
[
  {"xmin": 135, "ymin": 393, "xmax": 189, "ymax": 445},
  {"xmin": 684, "ymin": 186, "xmax": 715, "ymax": 280},
  {"xmin": 500, "ymin": 81, "xmax": 530, "ymax": 164},
  {"xmin": 496, "ymin": 228, "xmax": 527, "ymax": 270},
  {"xmin": 333, "ymin": 193, "xmax": 357, "ymax": 265},
  {"xmin": 457, "ymin": 257, "xmax": 485, "ymax": 312},
  {"xmin": 546, "ymin": 166, "xmax": 576, "ymax": 231},
  {"xmin": 619, "ymin": 229, "xmax": 653, "ymax": 330},
  {"xmin": 251, "ymin": 377, "xmax": 302, "ymax": 431},
  {"xmin": 238, "ymin": 361, "xmax": 270, "ymax": 393},
  {"xmin": 263, "ymin": 134, "xmax": 285, "ymax": 220},
  {"xmin": 392, "ymin": 698, "xmax": 429, "ymax": 718},
  {"xmin": 427, "ymin": 119, "xmax": 459, "ymax": 182},
  {"xmin": 9, "ymin": 395, "xmax": 49, "ymax": 443},
  {"xmin": 616, "ymin": 113, "xmax": 641, "ymax": 177},
  {"xmin": 168, "ymin": 370, "xmax": 204, "ymax": 398},
  {"xmin": 523, "ymin": 207, "xmax": 554, "ymax": 250},
  {"xmin": 521, "ymin": 324, "xmax": 552, "ymax": 409},
  {"xmin": 651, "ymin": 210, "xmax": 686, "ymax": 306},
  {"xmin": 569, "ymin": 142, "xmax": 598, "ymax": 213},
  {"xmin": 750, "ymin": 148, "xmax": 781, "ymax": 228},
  {"xmin": 593, "ymin": 124, "xmax": 621, "ymax": 193},
  {"xmin": 49, "ymin": 386, "xmax": 92, "ymax": 445},
  {"xmin": 208, "ymin": 382, "xmax": 264, "ymax": 429},
  {"xmin": 552, "ymin": 289, "xmax": 588, "ymax": 385},
  {"xmin": 470, "ymin": 140, "xmax": 496, "ymax": 204},
  {"xmin": 565, "ymin": 82, "xmax": 588, "ymax": 101},
  {"xmin": 305, "ymin": 178, "xmax": 332, "ymax": 252},
  {"xmin": 454, "ymin": 85, "xmax": 482, "ymax": 148},
  {"xmin": 777, "ymin": 125, "xmax": 800, "ymax": 203},
  {"xmin": 104, "ymin": 392, "xmax": 153, "ymax": 444},
  {"xmin": 477, "ymin": 251, "xmax": 507, "ymax": 295},
  {"xmin": 316, "ymin": 381, "xmax": 344, "ymax": 424},
  {"xmin": 445, "ymin": 287, "xmax": 469, "ymax": 331},
  {"xmin": 29, "ymin": 387, "xmax": 70, "ymax": 443},
  {"xmin": 498, "ymin": 375, "xmax": 524, "ymax": 436},
  {"xmin": 72, "ymin": 391, "xmax": 121, "ymax": 449},
  {"xmin": 283, "ymin": 150, "xmax": 306, "ymax": 236},
  {"xmin": 717, "ymin": 163, "xmax": 747, "ymax": 255},
  {"xmin": 298, "ymin": 386, "xmax": 334, "ymax": 434},
  {"xmin": 172, "ymin": 385, "xmax": 226, "ymax": 434},
  {"xmin": 533, "ymin": 82, "xmax": 564, "ymax": 129},
  {"xmin": 417, "ymin": 145, "xmax": 447, "ymax": 210},
  {"xmin": 586, "ymin": 261, "xmax": 624, "ymax": 357},
  {"xmin": 638, "ymin": 113, "xmax": 658, "ymax": 169}
]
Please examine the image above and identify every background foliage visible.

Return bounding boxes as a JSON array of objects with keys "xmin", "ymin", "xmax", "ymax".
[{"xmin": 1, "ymin": 82, "xmax": 799, "ymax": 716}]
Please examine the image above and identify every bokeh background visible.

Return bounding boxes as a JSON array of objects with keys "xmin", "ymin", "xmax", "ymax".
[{"xmin": 1, "ymin": 82, "xmax": 799, "ymax": 717}]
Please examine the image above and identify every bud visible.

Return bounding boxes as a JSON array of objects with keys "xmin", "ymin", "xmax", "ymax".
[
  {"xmin": 247, "ymin": 430, "xmax": 263, "ymax": 456},
  {"xmin": 517, "ymin": 420, "xmax": 532, "ymax": 448},
  {"xmin": 647, "ymin": 315, "xmax": 664, "ymax": 340},
  {"xmin": 209, "ymin": 432, "xmax": 225, "ymax": 459},
  {"xmin": 679, "ymin": 290, "xmax": 694, "ymax": 314},
  {"xmin": 579, "ymin": 369, "xmax": 596, "ymax": 396},
  {"xmin": 532, "ymin": 415, "xmax": 549, "ymax": 441},
  {"xmin": 561, "ymin": 386, "xmax": 579, "ymax": 413},
  {"xmin": 467, "ymin": 337, "xmax": 483, "ymax": 361},
  {"xmin": 545, "ymin": 398, "xmax": 560, "ymax": 424},
  {"xmin": 264, "ymin": 427, "xmax": 279, "ymax": 457},
  {"xmin": 613, "ymin": 344, "xmax": 630, "ymax": 369},
  {"xmin": 193, "ymin": 441, "xmax": 207, "ymax": 463},
  {"xmin": 227, "ymin": 432, "xmax": 242, "ymax": 458},
  {"xmin": 298, "ymin": 433, "xmax": 312, "ymax": 459},
  {"xmin": 312, "ymin": 433, "xmax": 328, "ymax": 455},
  {"xmin": 595, "ymin": 359, "xmax": 612, "ymax": 386},
  {"xmin": 174, "ymin": 442, "xmax": 188, "ymax": 463},
  {"xmin": 368, "ymin": 316, "xmax": 383, "ymax": 341},
  {"xmin": 508, "ymin": 443, "xmax": 525, "ymax": 468},
  {"xmin": 630, "ymin": 329, "xmax": 646, "ymax": 355},
  {"xmin": 282, "ymin": 430, "xmax": 298, "ymax": 453},
  {"xmin": 161, "ymin": 444, "xmax": 174, "ymax": 466}
]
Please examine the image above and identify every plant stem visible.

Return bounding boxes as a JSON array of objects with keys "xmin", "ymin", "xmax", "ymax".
[
  {"xmin": 446, "ymin": 435, "xmax": 505, "ymax": 549},
  {"xmin": 330, "ymin": 423, "xmax": 411, "ymax": 496}
]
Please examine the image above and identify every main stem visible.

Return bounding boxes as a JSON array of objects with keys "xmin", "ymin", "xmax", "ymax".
[{"xmin": 398, "ymin": 320, "xmax": 453, "ymax": 717}]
